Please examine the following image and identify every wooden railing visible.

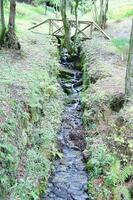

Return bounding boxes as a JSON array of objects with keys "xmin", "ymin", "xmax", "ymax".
[{"xmin": 29, "ymin": 19, "xmax": 110, "ymax": 40}]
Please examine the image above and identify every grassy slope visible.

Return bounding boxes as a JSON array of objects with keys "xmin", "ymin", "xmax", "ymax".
[
  {"xmin": 0, "ymin": 3, "xmax": 64, "ymax": 200},
  {"xmin": 82, "ymin": 36, "xmax": 133, "ymax": 200},
  {"xmin": 81, "ymin": 0, "xmax": 133, "ymax": 199}
]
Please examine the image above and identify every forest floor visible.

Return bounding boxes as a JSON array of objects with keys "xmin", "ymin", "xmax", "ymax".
[{"xmin": 107, "ymin": 18, "xmax": 131, "ymax": 38}]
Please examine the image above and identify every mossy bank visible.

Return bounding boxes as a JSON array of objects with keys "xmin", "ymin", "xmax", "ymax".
[
  {"xmin": 81, "ymin": 38, "xmax": 133, "ymax": 200},
  {"xmin": 0, "ymin": 33, "xmax": 64, "ymax": 200}
]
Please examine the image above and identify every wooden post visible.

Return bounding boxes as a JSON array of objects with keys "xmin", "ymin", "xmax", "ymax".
[
  {"xmin": 28, "ymin": 18, "xmax": 110, "ymax": 40},
  {"xmin": 49, "ymin": 19, "xmax": 51, "ymax": 35},
  {"xmin": 90, "ymin": 23, "xmax": 93, "ymax": 39},
  {"xmin": 51, "ymin": 21, "xmax": 53, "ymax": 35}
]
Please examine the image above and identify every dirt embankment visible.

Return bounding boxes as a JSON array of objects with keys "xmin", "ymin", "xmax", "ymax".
[{"xmin": 81, "ymin": 20, "xmax": 133, "ymax": 199}]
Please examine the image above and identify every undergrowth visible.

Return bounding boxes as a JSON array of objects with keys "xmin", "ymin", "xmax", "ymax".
[
  {"xmin": 112, "ymin": 37, "xmax": 129, "ymax": 59},
  {"xmin": 0, "ymin": 66, "xmax": 63, "ymax": 200},
  {"xmin": 87, "ymin": 144, "xmax": 133, "ymax": 200},
  {"xmin": 81, "ymin": 38, "xmax": 133, "ymax": 199},
  {"xmin": 0, "ymin": 32, "xmax": 64, "ymax": 200}
]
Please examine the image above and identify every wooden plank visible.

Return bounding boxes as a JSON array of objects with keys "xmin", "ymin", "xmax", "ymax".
[
  {"xmin": 28, "ymin": 18, "xmax": 110, "ymax": 41},
  {"xmin": 53, "ymin": 26, "xmax": 64, "ymax": 35},
  {"xmin": 51, "ymin": 21, "xmax": 53, "ymax": 34},
  {"xmin": 50, "ymin": 19, "xmax": 93, "ymax": 24},
  {"xmin": 72, "ymin": 23, "xmax": 90, "ymax": 39},
  {"xmin": 49, "ymin": 19, "xmax": 51, "ymax": 34},
  {"xmin": 90, "ymin": 23, "xmax": 93, "ymax": 39},
  {"xmin": 29, "ymin": 19, "xmax": 49, "ymax": 30},
  {"xmin": 72, "ymin": 25, "xmax": 88, "ymax": 38},
  {"xmin": 52, "ymin": 21, "xmax": 64, "ymax": 34},
  {"xmin": 77, "ymin": 23, "xmax": 92, "ymax": 35},
  {"xmin": 93, "ymin": 21, "xmax": 111, "ymax": 40}
]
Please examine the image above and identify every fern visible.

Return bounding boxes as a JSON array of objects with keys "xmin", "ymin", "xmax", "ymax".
[
  {"xmin": 119, "ymin": 165, "xmax": 133, "ymax": 184},
  {"xmin": 105, "ymin": 159, "xmax": 121, "ymax": 186},
  {"xmin": 106, "ymin": 160, "xmax": 133, "ymax": 187},
  {"xmin": 113, "ymin": 185, "xmax": 131, "ymax": 200},
  {"xmin": 105, "ymin": 159, "xmax": 133, "ymax": 200}
]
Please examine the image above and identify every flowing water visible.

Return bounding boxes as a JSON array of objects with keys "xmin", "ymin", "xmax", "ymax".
[{"xmin": 44, "ymin": 49, "xmax": 89, "ymax": 200}]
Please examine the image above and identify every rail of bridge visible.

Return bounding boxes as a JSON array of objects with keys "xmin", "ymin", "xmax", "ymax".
[{"xmin": 29, "ymin": 19, "xmax": 111, "ymax": 40}]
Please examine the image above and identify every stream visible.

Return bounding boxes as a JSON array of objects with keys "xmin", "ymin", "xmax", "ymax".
[{"xmin": 44, "ymin": 49, "xmax": 89, "ymax": 200}]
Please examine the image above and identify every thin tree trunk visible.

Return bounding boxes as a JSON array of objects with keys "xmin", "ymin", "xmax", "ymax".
[
  {"xmin": 99, "ymin": 0, "xmax": 104, "ymax": 28},
  {"xmin": 0, "ymin": 0, "xmax": 6, "ymax": 44},
  {"xmin": 93, "ymin": 0, "xmax": 109, "ymax": 29},
  {"xmin": 5, "ymin": 0, "xmax": 20, "ymax": 49},
  {"xmin": 103, "ymin": 0, "xmax": 109, "ymax": 29},
  {"xmin": 125, "ymin": 19, "xmax": 133, "ymax": 97},
  {"xmin": 9, "ymin": 0, "xmax": 16, "ymax": 32},
  {"xmin": 44, "ymin": 3, "xmax": 47, "ymax": 15},
  {"xmin": 74, "ymin": 0, "xmax": 79, "ymax": 38},
  {"xmin": 92, "ymin": 0, "xmax": 98, "ymax": 24},
  {"xmin": 61, "ymin": 0, "xmax": 71, "ymax": 53}
]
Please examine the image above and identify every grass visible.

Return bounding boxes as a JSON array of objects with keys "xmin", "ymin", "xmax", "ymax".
[
  {"xmin": 81, "ymin": 35, "xmax": 133, "ymax": 199},
  {"xmin": 109, "ymin": 3, "xmax": 133, "ymax": 20},
  {"xmin": 109, "ymin": 4, "xmax": 133, "ymax": 20},
  {"xmin": 0, "ymin": 2, "xmax": 64, "ymax": 200},
  {"xmin": 112, "ymin": 37, "xmax": 129, "ymax": 58},
  {"xmin": 1, "ymin": 2, "xmax": 61, "ymax": 37}
]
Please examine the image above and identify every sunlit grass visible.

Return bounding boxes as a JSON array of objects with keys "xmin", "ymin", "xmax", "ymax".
[
  {"xmin": 16, "ymin": 3, "xmax": 44, "ymax": 20},
  {"xmin": 109, "ymin": 5, "xmax": 133, "ymax": 20},
  {"xmin": 112, "ymin": 37, "xmax": 129, "ymax": 59}
]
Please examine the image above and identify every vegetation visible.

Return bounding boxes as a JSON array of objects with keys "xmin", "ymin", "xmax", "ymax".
[
  {"xmin": 0, "ymin": 0, "xmax": 20, "ymax": 49},
  {"xmin": 125, "ymin": 19, "xmax": 133, "ymax": 97},
  {"xmin": 0, "ymin": 3, "xmax": 64, "ymax": 200},
  {"xmin": 0, "ymin": 40, "xmax": 64, "ymax": 199},
  {"xmin": 87, "ymin": 144, "xmax": 133, "ymax": 199},
  {"xmin": 92, "ymin": 0, "xmax": 109, "ymax": 29},
  {"xmin": 0, "ymin": 0, "xmax": 133, "ymax": 199},
  {"xmin": 112, "ymin": 37, "xmax": 129, "ymax": 60},
  {"xmin": 81, "ymin": 13, "xmax": 133, "ymax": 197}
]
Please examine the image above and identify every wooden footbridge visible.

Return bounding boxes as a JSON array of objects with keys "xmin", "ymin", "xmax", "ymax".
[{"xmin": 29, "ymin": 19, "xmax": 110, "ymax": 40}]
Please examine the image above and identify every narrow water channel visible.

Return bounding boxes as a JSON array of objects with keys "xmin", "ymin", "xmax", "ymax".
[{"xmin": 44, "ymin": 49, "xmax": 89, "ymax": 200}]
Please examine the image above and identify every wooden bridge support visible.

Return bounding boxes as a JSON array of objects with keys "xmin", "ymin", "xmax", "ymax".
[{"xmin": 29, "ymin": 19, "xmax": 111, "ymax": 40}]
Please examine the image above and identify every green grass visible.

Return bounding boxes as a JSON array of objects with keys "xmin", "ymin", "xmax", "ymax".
[
  {"xmin": 112, "ymin": 37, "xmax": 129, "ymax": 58},
  {"xmin": 16, "ymin": 3, "xmax": 44, "ymax": 20},
  {"xmin": 0, "ymin": 3, "xmax": 64, "ymax": 200},
  {"xmin": 0, "ymin": 2, "xmax": 60, "ymax": 37},
  {"xmin": 0, "ymin": 46, "xmax": 64, "ymax": 199},
  {"xmin": 109, "ymin": 4, "xmax": 133, "ymax": 20}
]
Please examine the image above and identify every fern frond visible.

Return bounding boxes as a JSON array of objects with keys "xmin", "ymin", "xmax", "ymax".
[
  {"xmin": 119, "ymin": 165, "xmax": 133, "ymax": 184},
  {"xmin": 105, "ymin": 159, "xmax": 121, "ymax": 186},
  {"xmin": 113, "ymin": 185, "xmax": 131, "ymax": 200}
]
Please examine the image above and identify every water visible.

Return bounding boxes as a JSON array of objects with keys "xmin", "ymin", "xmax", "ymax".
[{"xmin": 44, "ymin": 49, "xmax": 89, "ymax": 200}]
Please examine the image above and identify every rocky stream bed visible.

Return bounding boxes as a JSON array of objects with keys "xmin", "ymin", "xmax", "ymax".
[{"xmin": 44, "ymin": 49, "xmax": 89, "ymax": 200}]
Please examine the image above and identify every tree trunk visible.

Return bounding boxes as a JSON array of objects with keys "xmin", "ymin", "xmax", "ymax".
[
  {"xmin": 103, "ymin": 0, "xmax": 109, "ymax": 29},
  {"xmin": 5, "ymin": 0, "xmax": 20, "ymax": 49},
  {"xmin": 93, "ymin": 0, "xmax": 109, "ymax": 29},
  {"xmin": 74, "ymin": 0, "xmax": 79, "ymax": 38},
  {"xmin": 92, "ymin": 0, "xmax": 98, "ymax": 25},
  {"xmin": 61, "ymin": 0, "xmax": 71, "ymax": 53},
  {"xmin": 0, "ymin": 0, "xmax": 6, "ymax": 45},
  {"xmin": 99, "ymin": 0, "xmax": 104, "ymax": 28},
  {"xmin": 9, "ymin": 0, "xmax": 16, "ymax": 32},
  {"xmin": 125, "ymin": 19, "xmax": 133, "ymax": 97},
  {"xmin": 99, "ymin": 0, "xmax": 109, "ymax": 29}
]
